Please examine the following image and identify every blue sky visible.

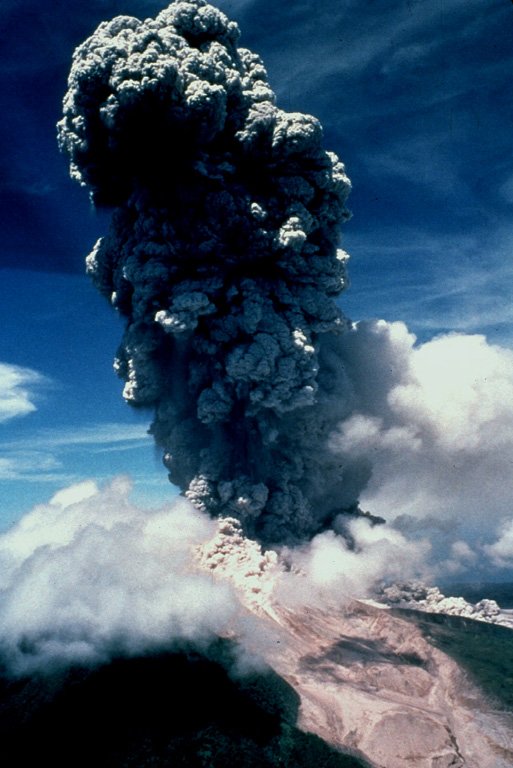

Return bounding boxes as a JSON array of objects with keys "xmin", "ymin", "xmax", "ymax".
[{"xmin": 1, "ymin": 0, "xmax": 513, "ymax": 577}]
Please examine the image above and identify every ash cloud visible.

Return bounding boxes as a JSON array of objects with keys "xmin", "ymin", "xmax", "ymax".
[
  {"xmin": 57, "ymin": 0, "xmax": 355, "ymax": 544},
  {"xmin": 56, "ymin": 0, "xmax": 513, "ymax": 577}
]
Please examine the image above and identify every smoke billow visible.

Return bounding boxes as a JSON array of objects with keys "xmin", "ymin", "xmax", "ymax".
[
  {"xmin": 57, "ymin": 0, "xmax": 358, "ymax": 544},
  {"xmin": 56, "ymin": 0, "xmax": 513, "ymax": 579}
]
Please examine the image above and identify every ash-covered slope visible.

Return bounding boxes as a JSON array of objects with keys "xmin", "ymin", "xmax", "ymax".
[
  {"xmin": 202, "ymin": 523, "xmax": 513, "ymax": 768},
  {"xmin": 266, "ymin": 600, "xmax": 513, "ymax": 768}
]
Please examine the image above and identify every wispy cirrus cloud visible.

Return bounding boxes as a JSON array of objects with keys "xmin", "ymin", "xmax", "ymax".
[
  {"xmin": 0, "ymin": 362, "xmax": 50, "ymax": 423},
  {"xmin": 0, "ymin": 420, "xmax": 150, "ymax": 449},
  {"xmin": 0, "ymin": 419, "xmax": 172, "ymax": 531},
  {"xmin": 0, "ymin": 453, "xmax": 67, "ymax": 483},
  {"xmin": 344, "ymin": 221, "xmax": 513, "ymax": 347},
  {"xmin": 0, "ymin": 422, "xmax": 153, "ymax": 484},
  {"xmin": 248, "ymin": 0, "xmax": 511, "ymax": 112},
  {"xmin": 24, "ymin": 422, "xmax": 152, "ymax": 451}
]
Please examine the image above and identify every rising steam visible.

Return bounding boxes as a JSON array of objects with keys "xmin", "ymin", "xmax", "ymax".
[
  {"xmin": 57, "ymin": 0, "xmax": 360, "ymax": 543},
  {"xmin": 0, "ymin": 478, "xmax": 241, "ymax": 676}
]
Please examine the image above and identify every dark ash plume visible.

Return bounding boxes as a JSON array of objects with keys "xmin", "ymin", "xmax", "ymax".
[{"xmin": 58, "ymin": 0, "xmax": 357, "ymax": 543}]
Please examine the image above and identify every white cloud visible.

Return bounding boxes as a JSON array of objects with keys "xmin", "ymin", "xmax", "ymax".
[
  {"xmin": 280, "ymin": 519, "xmax": 431, "ymax": 604},
  {"xmin": 0, "ymin": 477, "xmax": 239, "ymax": 675},
  {"xmin": 0, "ymin": 423, "xmax": 153, "ymax": 487},
  {"xmin": 484, "ymin": 522, "xmax": 513, "ymax": 570},
  {"xmin": 388, "ymin": 332, "xmax": 513, "ymax": 452},
  {"xmin": 0, "ymin": 362, "xmax": 49, "ymax": 423},
  {"xmin": 49, "ymin": 479, "xmax": 98, "ymax": 508},
  {"xmin": 1, "ymin": 422, "xmax": 152, "ymax": 451},
  {"xmin": 0, "ymin": 452, "xmax": 64, "ymax": 481},
  {"xmin": 441, "ymin": 539, "xmax": 478, "ymax": 575},
  {"xmin": 328, "ymin": 319, "xmax": 513, "ymax": 577},
  {"xmin": 346, "ymin": 224, "xmax": 513, "ymax": 346}
]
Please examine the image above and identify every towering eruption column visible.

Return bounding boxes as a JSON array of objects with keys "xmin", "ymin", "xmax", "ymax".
[{"xmin": 59, "ymin": 0, "xmax": 361, "ymax": 544}]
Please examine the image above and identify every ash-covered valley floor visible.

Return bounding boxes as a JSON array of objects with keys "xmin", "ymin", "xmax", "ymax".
[
  {"xmin": 2, "ymin": 588, "xmax": 512, "ymax": 768},
  {"xmin": 263, "ymin": 599, "xmax": 513, "ymax": 768}
]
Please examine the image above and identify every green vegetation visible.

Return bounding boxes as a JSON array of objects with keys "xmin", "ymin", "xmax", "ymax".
[
  {"xmin": 141, "ymin": 722, "xmax": 369, "ymax": 767},
  {"xmin": 0, "ymin": 644, "xmax": 370, "ymax": 768},
  {"xmin": 277, "ymin": 725, "xmax": 370, "ymax": 768},
  {"xmin": 395, "ymin": 609, "xmax": 513, "ymax": 711}
]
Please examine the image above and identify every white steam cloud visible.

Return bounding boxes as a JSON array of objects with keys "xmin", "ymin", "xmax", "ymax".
[
  {"xmin": 0, "ymin": 475, "xmax": 427, "ymax": 678},
  {"xmin": 328, "ymin": 319, "xmax": 513, "ymax": 575},
  {"xmin": 0, "ymin": 477, "xmax": 239, "ymax": 676}
]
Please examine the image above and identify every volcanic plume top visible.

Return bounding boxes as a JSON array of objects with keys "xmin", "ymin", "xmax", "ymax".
[
  {"xmin": 58, "ymin": 0, "xmax": 355, "ymax": 544},
  {"xmin": 58, "ymin": 0, "xmax": 350, "ymax": 217}
]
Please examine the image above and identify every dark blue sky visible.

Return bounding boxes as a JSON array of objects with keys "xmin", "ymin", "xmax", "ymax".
[{"xmin": 1, "ymin": 0, "xmax": 513, "ymax": 580}]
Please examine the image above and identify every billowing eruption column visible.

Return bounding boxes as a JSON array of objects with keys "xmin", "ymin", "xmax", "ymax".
[{"xmin": 58, "ymin": 0, "xmax": 362, "ymax": 544}]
